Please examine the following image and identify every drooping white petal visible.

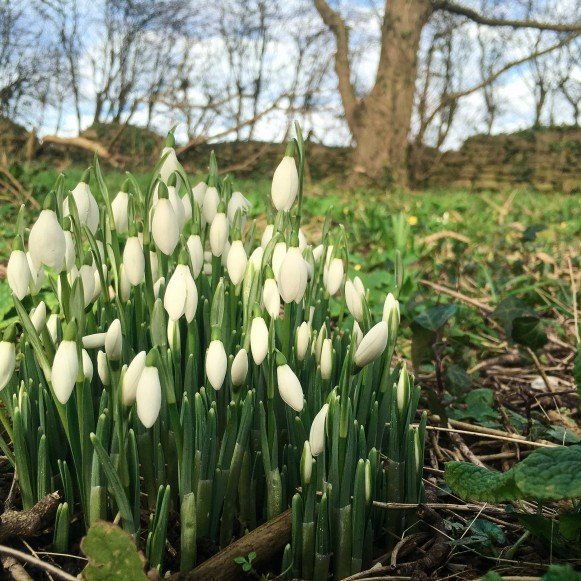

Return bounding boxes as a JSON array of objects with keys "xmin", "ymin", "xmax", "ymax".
[
  {"xmin": 105, "ymin": 319, "xmax": 122, "ymax": 361},
  {"xmin": 271, "ymin": 156, "xmax": 299, "ymax": 211},
  {"xmin": 81, "ymin": 349, "xmax": 93, "ymax": 381},
  {"xmin": 209, "ymin": 213, "xmax": 229, "ymax": 257},
  {"xmin": 28, "ymin": 210, "xmax": 66, "ymax": 272},
  {"xmin": 123, "ymin": 237, "xmax": 145, "ymax": 286},
  {"xmin": 326, "ymin": 258, "xmax": 344, "ymax": 296},
  {"xmin": 164, "ymin": 265, "xmax": 188, "ymax": 321},
  {"xmin": 52, "ymin": 340, "xmax": 78, "ymax": 404},
  {"xmin": 82, "ymin": 333, "xmax": 107, "ymax": 349},
  {"xmin": 202, "ymin": 186, "xmax": 220, "ymax": 224},
  {"xmin": 320, "ymin": 338, "xmax": 333, "ymax": 380},
  {"xmin": 151, "ymin": 198, "xmax": 179, "ymax": 256},
  {"xmin": 31, "ymin": 301, "xmax": 47, "ymax": 333},
  {"xmin": 276, "ymin": 364, "xmax": 304, "ymax": 412},
  {"xmin": 262, "ymin": 278, "xmax": 280, "ymax": 319},
  {"xmin": 136, "ymin": 366, "xmax": 162, "ymax": 428},
  {"xmin": 295, "ymin": 322, "xmax": 310, "ymax": 362},
  {"xmin": 7, "ymin": 250, "xmax": 31, "ymax": 300},
  {"xmin": 231, "ymin": 348, "xmax": 249, "ymax": 387},
  {"xmin": 309, "ymin": 403, "xmax": 329, "ymax": 457},
  {"xmin": 186, "ymin": 235, "xmax": 203, "ymax": 278},
  {"xmin": 111, "ymin": 191, "xmax": 129, "ymax": 233},
  {"xmin": 250, "ymin": 317, "xmax": 269, "ymax": 365},
  {"xmin": 205, "ymin": 340, "xmax": 227, "ymax": 390},
  {"xmin": 227, "ymin": 240, "xmax": 247, "ymax": 285},
  {"xmin": 353, "ymin": 321, "xmax": 388, "ymax": 368},
  {"xmin": 0, "ymin": 342, "xmax": 16, "ymax": 391},
  {"xmin": 122, "ymin": 351, "xmax": 146, "ymax": 406}
]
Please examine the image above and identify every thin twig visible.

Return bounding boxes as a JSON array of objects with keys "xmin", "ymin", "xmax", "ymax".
[
  {"xmin": 422, "ymin": 425, "xmax": 556, "ymax": 448},
  {"xmin": 0, "ymin": 546, "xmax": 77, "ymax": 581}
]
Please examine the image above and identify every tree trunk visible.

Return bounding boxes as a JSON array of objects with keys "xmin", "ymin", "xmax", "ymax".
[{"xmin": 351, "ymin": 0, "xmax": 432, "ymax": 187}]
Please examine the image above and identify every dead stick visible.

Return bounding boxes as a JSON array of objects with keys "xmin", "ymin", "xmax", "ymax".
[
  {"xmin": 178, "ymin": 509, "xmax": 291, "ymax": 580},
  {"xmin": 0, "ymin": 493, "xmax": 60, "ymax": 543},
  {"xmin": 0, "ymin": 546, "xmax": 75, "ymax": 581},
  {"xmin": 1, "ymin": 555, "xmax": 33, "ymax": 581}
]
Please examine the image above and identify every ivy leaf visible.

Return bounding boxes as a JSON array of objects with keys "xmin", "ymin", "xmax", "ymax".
[
  {"xmin": 444, "ymin": 462, "xmax": 519, "ymax": 503},
  {"xmin": 512, "ymin": 315, "xmax": 547, "ymax": 350},
  {"xmin": 514, "ymin": 445, "xmax": 581, "ymax": 501},
  {"xmin": 445, "ymin": 364, "xmax": 472, "ymax": 396},
  {"xmin": 81, "ymin": 521, "xmax": 147, "ymax": 581},
  {"xmin": 414, "ymin": 304, "xmax": 457, "ymax": 332}
]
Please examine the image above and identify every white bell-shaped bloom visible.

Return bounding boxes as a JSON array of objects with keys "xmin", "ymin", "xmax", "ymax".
[
  {"xmin": 353, "ymin": 321, "xmax": 388, "ymax": 368},
  {"xmin": 295, "ymin": 322, "xmax": 310, "ymax": 362},
  {"xmin": 105, "ymin": 319, "xmax": 122, "ymax": 361},
  {"xmin": 30, "ymin": 301, "xmax": 47, "ymax": 332},
  {"xmin": 383, "ymin": 292, "xmax": 400, "ymax": 330},
  {"xmin": 136, "ymin": 366, "xmax": 162, "ymax": 427},
  {"xmin": 227, "ymin": 191, "xmax": 251, "ymax": 224},
  {"xmin": 28, "ymin": 210, "xmax": 66, "ymax": 272},
  {"xmin": 353, "ymin": 321, "xmax": 363, "ymax": 347},
  {"xmin": 249, "ymin": 247, "xmax": 264, "ymax": 269},
  {"xmin": 309, "ymin": 403, "xmax": 329, "ymax": 457},
  {"xmin": 272, "ymin": 242, "xmax": 287, "ymax": 281},
  {"xmin": 202, "ymin": 186, "xmax": 220, "ymax": 224},
  {"xmin": 276, "ymin": 364, "xmax": 304, "ymax": 412},
  {"xmin": 163, "ymin": 264, "xmax": 198, "ymax": 322},
  {"xmin": 27, "ymin": 252, "xmax": 44, "ymax": 295},
  {"xmin": 262, "ymin": 278, "xmax": 280, "ymax": 319},
  {"xmin": 79, "ymin": 264, "xmax": 96, "ymax": 307},
  {"xmin": 153, "ymin": 277, "xmax": 165, "ymax": 300},
  {"xmin": 279, "ymin": 247, "xmax": 308, "ymax": 304},
  {"xmin": 181, "ymin": 192, "xmax": 192, "ymax": 222},
  {"xmin": 227, "ymin": 240, "xmax": 247, "ymax": 285},
  {"xmin": 7, "ymin": 250, "xmax": 31, "ymax": 300},
  {"xmin": 52, "ymin": 340, "xmax": 78, "ymax": 404},
  {"xmin": 123, "ymin": 237, "xmax": 145, "ymax": 286},
  {"xmin": 231, "ymin": 348, "xmax": 249, "ymax": 387},
  {"xmin": 186, "ymin": 235, "xmax": 203, "ymax": 279},
  {"xmin": 119, "ymin": 264, "xmax": 132, "ymax": 303},
  {"xmin": 151, "ymin": 198, "xmax": 179, "ymax": 256},
  {"xmin": 396, "ymin": 367, "xmax": 411, "ymax": 412},
  {"xmin": 111, "ymin": 191, "xmax": 129, "ymax": 233},
  {"xmin": 250, "ymin": 317, "xmax": 269, "ymax": 365},
  {"xmin": 81, "ymin": 349, "xmax": 93, "ymax": 381},
  {"xmin": 63, "ymin": 231, "xmax": 76, "ymax": 272},
  {"xmin": 167, "ymin": 318, "xmax": 180, "ymax": 350},
  {"xmin": 320, "ymin": 338, "xmax": 333, "ymax": 380},
  {"xmin": 92, "ymin": 264, "xmax": 106, "ymax": 302},
  {"xmin": 205, "ymin": 340, "xmax": 227, "ymax": 390},
  {"xmin": 209, "ymin": 213, "xmax": 229, "ymax": 257},
  {"xmin": 82, "ymin": 332, "xmax": 106, "ymax": 349},
  {"xmin": 122, "ymin": 351, "xmax": 146, "ymax": 406},
  {"xmin": 159, "ymin": 146, "xmax": 180, "ymax": 184},
  {"xmin": 47, "ymin": 314, "xmax": 58, "ymax": 344},
  {"xmin": 345, "ymin": 279, "xmax": 364, "ymax": 322},
  {"xmin": 97, "ymin": 351, "xmax": 110, "ymax": 385},
  {"xmin": 0, "ymin": 341, "xmax": 16, "ymax": 391},
  {"xmin": 192, "ymin": 182, "xmax": 207, "ymax": 208},
  {"xmin": 326, "ymin": 258, "xmax": 344, "ymax": 296},
  {"xmin": 261, "ymin": 224, "xmax": 274, "ymax": 248},
  {"xmin": 312, "ymin": 244, "xmax": 324, "ymax": 263},
  {"xmin": 271, "ymin": 156, "xmax": 299, "ymax": 211},
  {"xmin": 64, "ymin": 182, "xmax": 99, "ymax": 234}
]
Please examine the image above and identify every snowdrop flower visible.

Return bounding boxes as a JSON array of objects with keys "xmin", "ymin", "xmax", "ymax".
[
  {"xmin": 97, "ymin": 351, "xmax": 110, "ymax": 386},
  {"xmin": 262, "ymin": 278, "xmax": 280, "ymax": 319},
  {"xmin": 276, "ymin": 363, "xmax": 304, "ymax": 412},
  {"xmin": 47, "ymin": 314, "xmax": 58, "ymax": 344},
  {"xmin": 92, "ymin": 264, "xmax": 107, "ymax": 302},
  {"xmin": 353, "ymin": 321, "xmax": 388, "ymax": 368},
  {"xmin": 301, "ymin": 441, "xmax": 313, "ymax": 484},
  {"xmin": 111, "ymin": 191, "xmax": 129, "ymax": 233},
  {"xmin": 203, "ymin": 185, "xmax": 220, "ymax": 224},
  {"xmin": 231, "ymin": 348, "xmax": 249, "ymax": 387},
  {"xmin": 227, "ymin": 240, "xmax": 247, "ymax": 285},
  {"xmin": 295, "ymin": 322, "xmax": 310, "ymax": 362},
  {"xmin": 181, "ymin": 192, "xmax": 192, "ymax": 222},
  {"xmin": 271, "ymin": 154, "xmax": 299, "ymax": 211},
  {"xmin": 164, "ymin": 263, "xmax": 198, "ymax": 322},
  {"xmin": 152, "ymin": 198, "xmax": 179, "ymax": 256},
  {"xmin": 191, "ymin": 181, "xmax": 207, "ymax": 208},
  {"xmin": 326, "ymin": 258, "xmax": 344, "ymax": 296},
  {"xmin": 210, "ymin": 213, "xmax": 229, "ymax": 257},
  {"xmin": 383, "ymin": 293, "xmax": 400, "ymax": 335},
  {"xmin": 153, "ymin": 277, "xmax": 165, "ymax": 300},
  {"xmin": 122, "ymin": 351, "xmax": 146, "ymax": 406},
  {"xmin": 136, "ymin": 365, "xmax": 162, "ymax": 428},
  {"xmin": 28, "ymin": 208, "xmax": 66, "ymax": 272},
  {"xmin": 52, "ymin": 322, "xmax": 79, "ymax": 404},
  {"xmin": 105, "ymin": 319, "xmax": 122, "ymax": 361},
  {"xmin": 81, "ymin": 349, "xmax": 93, "ymax": 381},
  {"xmin": 279, "ymin": 247, "xmax": 308, "ymax": 304},
  {"xmin": 206, "ymin": 340, "xmax": 227, "ymax": 390},
  {"xmin": 7, "ymin": 247, "xmax": 31, "ymax": 300},
  {"xmin": 309, "ymin": 403, "xmax": 329, "ymax": 457},
  {"xmin": 63, "ymin": 231, "xmax": 76, "ymax": 272},
  {"xmin": 249, "ymin": 246, "xmax": 264, "ymax": 269},
  {"xmin": 167, "ymin": 318, "xmax": 180, "ymax": 350},
  {"xmin": 150, "ymin": 252, "xmax": 159, "ymax": 282},
  {"xmin": 227, "ymin": 191, "xmax": 251, "ymax": 225},
  {"xmin": 123, "ymin": 237, "xmax": 145, "ymax": 286},
  {"xmin": 82, "ymin": 333, "xmax": 106, "ymax": 349},
  {"xmin": 187, "ymin": 235, "xmax": 203, "ymax": 279},
  {"xmin": 159, "ymin": 146, "xmax": 180, "ymax": 184},
  {"xmin": 312, "ymin": 244, "xmax": 324, "ymax": 262},
  {"xmin": 272, "ymin": 242, "xmax": 287, "ymax": 281},
  {"xmin": 250, "ymin": 317, "xmax": 269, "ymax": 365},
  {"xmin": 79, "ymin": 264, "xmax": 96, "ymax": 307},
  {"xmin": 261, "ymin": 224, "xmax": 274, "ymax": 248},
  {"xmin": 30, "ymin": 301, "xmax": 47, "ymax": 333},
  {"xmin": 396, "ymin": 366, "xmax": 410, "ymax": 412},
  {"xmin": 320, "ymin": 338, "xmax": 333, "ymax": 380},
  {"xmin": 345, "ymin": 279, "xmax": 364, "ymax": 322},
  {"xmin": 65, "ymin": 179, "xmax": 99, "ymax": 234},
  {"xmin": 353, "ymin": 321, "xmax": 363, "ymax": 347},
  {"xmin": 119, "ymin": 264, "xmax": 132, "ymax": 303},
  {"xmin": 0, "ymin": 334, "xmax": 16, "ymax": 391},
  {"xmin": 27, "ymin": 252, "xmax": 44, "ymax": 295}
]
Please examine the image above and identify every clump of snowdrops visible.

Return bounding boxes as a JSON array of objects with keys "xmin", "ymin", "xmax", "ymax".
[{"xmin": 2, "ymin": 124, "xmax": 425, "ymax": 578}]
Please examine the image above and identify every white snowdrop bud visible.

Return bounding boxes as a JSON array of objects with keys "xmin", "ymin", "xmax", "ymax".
[
  {"xmin": 354, "ymin": 321, "xmax": 388, "ymax": 368},
  {"xmin": 272, "ymin": 242, "xmax": 287, "ymax": 281},
  {"xmin": 47, "ymin": 314, "xmax": 58, "ymax": 344},
  {"xmin": 52, "ymin": 340, "xmax": 78, "ymax": 404},
  {"xmin": 8, "ymin": 248, "xmax": 31, "ymax": 300},
  {"xmin": 0, "ymin": 341, "xmax": 16, "ymax": 391},
  {"xmin": 192, "ymin": 181, "xmax": 207, "ymax": 208},
  {"xmin": 92, "ymin": 264, "xmax": 107, "ymax": 302},
  {"xmin": 228, "ymin": 191, "xmax": 251, "ymax": 224},
  {"xmin": 353, "ymin": 321, "xmax": 363, "ymax": 347},
  {"xmin": 159, "ymin": 146, "xmax": 180, "ymax": 183},
  {"xmin": 205, "ymin": 340, "xmax": 227, "ymax": 390},
  {"xmin": 97, "ymin": 351, "xmax": 110, "ymax": 386},
  {"xmin": 167, "ymin": 185, "xmax": 186, "ymax": 230},
  {"xmin": 167, "ymin": 318, "xmax": 180, "ymax": 350},
  {"xmin": 231, "ymin": 348, "xmax": 249, "ymax": 387},
  {"xmin": 298, "ymin": 229, "xmax": 307, "ymax": 250},
  {"xmin": 271, "ymin": 156, "xmax": 299, "ymax": 211},
  {"xmin": 122, "ymin": 351, "xmax": 146, "ymax": 406},
  {"xmin": 111, "ymin": 191, "xmax": 129, "ymax": 234},
  {"xmin": 82, "ymin": 332, "xmax": 106, "ymax": 349},
  {"xmin": 186, "ymin": 235, "xmax": 204, "ymax": 278},
  {"xmin": 314, "ymin": 324, "xmax": 326, "ymax": 363},
  {"xmin": 202, "ymin": 186, "xmax": 220, "ymax": 224},
  {"xmin": 29, "ymin": 209, "xmax": 66, "ymax": 272},
  {"xmin": 203, "ymin": 263, "xmax": 212, "ymax": 276},
  {"xmin": 227, "ymin": 240, "xmax": 247, "ymax": 285},
  {"xmin": 295, "ymin": 322, "xmax": 310, "ymax": 362},
  {"xmin": 383, "ymin": 293, "xmax": 400, "ymax": 333},
  {"xmin": 261, "ymin": 224, "xmax": 274, "ymax": 248},
  {"xmin": 249, "ymin": 246, "xmax": 264, "ymax": 269},
  {"xmin": 123, "ymin": 237, "xmax": 145, "ymax": 286},
  {"xmin": 320, "ymin": 338, "xmax": 333, "ymax": 380},
  {"xmin": 152, "ymin": 198, "xmax": 179, "ymax": 255},
  {"xmin": 276, "ymin": 364, "xmax": 303, "ymax": 412},
  {"xmin": 164, "ymin": 264, "xmax": 198, "ymax": 322},
  {"xmin": 309, "ymin": 403, "xmax": 329, "ymax": 457},
  {"xmin": 30, "ymin": 301, "xmax": 47, "ymax": 333},
  {"xmin": 119, "ymin": 264, "xmax": 132, "ymax": 303},
  {"xmin": 326, "ymin": 258, "xmax": 344, "ymax": 296},
  {"xmin": 301, "ymin": 441, "xmax": 313, "ymax": 485},
  {"xmin": 312, "ymin": 244, "xmax": 324, "ymax": 262},
  {"xmin": 221, "ymin": 240, "xmax": 230, "ymax": 268},
  {"xmin": 397, "ymin": 366, "xmax": 411, "ymax": 412},
  {"xmin": 79, "ymin": 264, "xmax": 96, "ymax": 307},
  {"xmin": 105, "ymin": 319, "xmax": 122, "ymax": 361},
  {"xmin": 345, "ymin": 279, "xmax": 364, "ymax": 322},
  {"xmin": 136, "ymin": 366, "xmax": 162, "ymax": 428},
  {"xmin": 65, "ymin": 181, "xmax": 99, "ymax": 234},
  {"xmin": 181, "ymin": 192, "xmax": 192, "ymax": 222},
  {"xmin": 27, "ymin": 252, "xmax": 44, "ymax": 295},
  {"xmin": 209, "ymin": 213, "xmax": 229, "ymax": 257},
  {"xmin": 279, "ymin": 247, "xmax": 308, "ymax": 304},
  {"xmin": 262, "ymin": 278, "xmax": 280, "ymax": 319},
  {"xmin": 81, "ymin": 349, "xmax": 93, "ymax": 381},
  {"xmin": 250, "ymin": 317, "xmax": 269, "ymax": 365},
  {"xmin": 153, "ymin": 277, "xmax": 165, "ymax": 300},
  {"xmin": 354, "ymin": 276, "xmax": 365, "ymax": 296}
]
